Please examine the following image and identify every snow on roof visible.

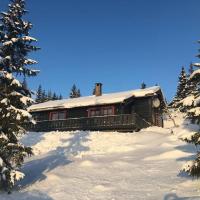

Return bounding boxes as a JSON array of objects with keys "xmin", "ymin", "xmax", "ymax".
[{"xmin": 29, "ymin": 86, "xmax": 161, "ymax": 112}]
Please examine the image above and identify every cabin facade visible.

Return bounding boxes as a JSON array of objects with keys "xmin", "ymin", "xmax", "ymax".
[{"xmin": 28, "ymin": 84, "xmax": 166, "ymax": 132}]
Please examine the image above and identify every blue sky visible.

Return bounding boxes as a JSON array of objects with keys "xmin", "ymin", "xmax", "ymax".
[{"xmin": 1, "ymin": 0, "xmax": 200, "ymax": 101}]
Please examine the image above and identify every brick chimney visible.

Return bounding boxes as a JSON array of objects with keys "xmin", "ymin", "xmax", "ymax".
[{"xmin": 94, "ymin": 83, "xmax": 102, "ymax": 96}]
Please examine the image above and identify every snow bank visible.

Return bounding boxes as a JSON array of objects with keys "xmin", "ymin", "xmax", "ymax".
[{"xmin": 2, "ymin": 111, "xmax": 198, "ymax": 200}]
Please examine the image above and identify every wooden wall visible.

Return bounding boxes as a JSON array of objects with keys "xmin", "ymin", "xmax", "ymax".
[{"xmin": 31, "ymin": 96, "xmax": 163, "ymax": 128}]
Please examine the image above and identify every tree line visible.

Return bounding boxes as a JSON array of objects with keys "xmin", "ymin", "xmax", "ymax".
[{"xmin": 35, "ymin": 83, "xmax": 82, "ymax": 103}]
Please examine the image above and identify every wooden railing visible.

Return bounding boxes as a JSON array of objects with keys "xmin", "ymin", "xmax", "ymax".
[{"xmin": 26, "ymin": 114, "xmax": 150, "ymax": 132}]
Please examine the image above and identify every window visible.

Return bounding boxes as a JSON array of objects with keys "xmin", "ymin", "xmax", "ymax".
[
  {"xmin": 59, "ymin": 112, "xmax": 66, "ymax": 119},
  {"xmin": 51, "ymin": 112, "xmax": 59, "ymax": 120},
  {"xmin": 88, "ymin": 106, "xmax": 114, "ymax": 117},
  {"xmin": 89, "ymin": 109, "xmax": 101, "ymax": 117},
  {"xmin": 102, "ymin": 107, "xmax": 114, "ymax": 116},
  {"xmin": 50, "ymin": 111, "xmax": 66, "ymax": 120}
]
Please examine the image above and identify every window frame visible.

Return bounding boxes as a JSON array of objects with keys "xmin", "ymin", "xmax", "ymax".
[
  {"xmin": 49, "ymin": 110, "xmax": 67, "ymax": 121},
  {"xmin": 88, "ymin": 106, "xmax": 115, "ymax": 117}
]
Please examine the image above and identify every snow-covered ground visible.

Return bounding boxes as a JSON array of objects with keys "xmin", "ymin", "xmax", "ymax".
[{"xmin": 1, "ymin": 113, "xmax": 200, "ymax": 200}]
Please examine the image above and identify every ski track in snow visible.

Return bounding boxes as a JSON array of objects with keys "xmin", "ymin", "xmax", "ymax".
[{"xmin": 1, "ymin": 114, "xmax": 200, "ymax": 200}]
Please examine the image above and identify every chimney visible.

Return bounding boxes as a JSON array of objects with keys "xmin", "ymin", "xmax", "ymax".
[{"xmin": 95, "ymin": 83, "xmax": 102, "ymax": 96}]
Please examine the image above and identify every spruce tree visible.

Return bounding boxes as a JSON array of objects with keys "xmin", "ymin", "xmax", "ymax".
[
  {"xmin": 185, "ymin": 63, "xmax": 197, "ymax": 96},
  {"xmin": 77, "ymin": 89, "xmax": 81, "ymax": 98},
  {"xmin": 41, "ymin": 89, "xmax": 47, "ymax": 102},
  {"xmin": 36, "ymin": 84, "xmax": 42, "ymax": 103},
  {"xmin": 69, "ymin": 84, "xmax": 81, "ymax": 98},
  {"xmin": 182, "ymin": 42, "xmax": 200, "ymax": 178},
  {"xmin": 59, "ymin": 94, "xmax": 63, "ymax": 100},
  {"xmin": 141, "ymin": 82, "xmax": 146, "ymax": 89},
  {"xmin": 47, "ymin": 90, "xmax": 53, "ymax": 101},
  {"xmin": 0, "ymin": 0, "xmax": 39, "ymax": 192},
  {"xmin": 52, "ymin": 92, "xmax": 57, "ymax": 100},
  {"xmin": 170, "ymin": 67, "xmax": 188, "ymax": 108}
]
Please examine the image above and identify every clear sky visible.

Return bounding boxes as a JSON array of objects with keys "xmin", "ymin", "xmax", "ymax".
[{"xmin": 1, "ymin": 0, "xmax": 200, "ymax": 101}]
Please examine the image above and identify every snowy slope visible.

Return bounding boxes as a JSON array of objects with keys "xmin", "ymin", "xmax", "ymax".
[{"xmin": 1, "ymin": 113, "xmax": 200, "ymax": 200}]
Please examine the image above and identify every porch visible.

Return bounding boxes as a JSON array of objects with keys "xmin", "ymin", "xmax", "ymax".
[{"xmin": 27, "ymin": 114, "xmax": 150, "ymax": 132}]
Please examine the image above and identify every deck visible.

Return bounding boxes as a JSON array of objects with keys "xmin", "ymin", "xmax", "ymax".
[{"xmin": 27, "ymin": 114, "xmax": 150, "ymax": 132}]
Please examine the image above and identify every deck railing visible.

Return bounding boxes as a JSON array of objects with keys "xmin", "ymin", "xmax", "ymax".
[{"xmin": 27, "ymin": 114, "xmax": 149, "ymax": 132}]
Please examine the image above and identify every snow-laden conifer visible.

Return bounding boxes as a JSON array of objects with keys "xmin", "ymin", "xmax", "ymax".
[
  {"xmin": 170, "ymin": 67, "xmax": 188, "ymax": 109},
  {"xmin": 181, "ymin": 42, "xmax": 200, "ymax": 178},
  {"xmin": 0, "ymin": 0, "xmax": 39, "ymax": 192}
]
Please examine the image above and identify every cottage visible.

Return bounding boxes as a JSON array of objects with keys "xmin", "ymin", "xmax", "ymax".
[{"xmin": 28, "ymin": 84, "xmax": 166, "ymax": 132}]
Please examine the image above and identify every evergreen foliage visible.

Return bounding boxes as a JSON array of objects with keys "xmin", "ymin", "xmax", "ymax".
[
  {"xmin": 0, "ymin": 0, "xmax": 39, "ymax": 192},
  {"xmin": 35, "ymin": 84, "xmax": 43, "ymax": 103},
  {"xmin": 41, "ymin": 89, "xmax": 47, "ymax": 102},
  {"xmin": 52, "ymin": 92, "xmax": 57, "ymax": 100},
  {"xmin": 170, "ymin": 67, "xmax": 188, "ymax": 108},
  {"xmin": 181, "ymin": 41, "xmax": 200, "ymax": 178},
  {"xmin": 36, "ymin": 85, "xmax": 61, "ymax": 103},
  {"xmin": 186, "ymin": 67, "xmax": 200, "ymax": 123},
  {"xmin": 59, "ymin": 94, "xmax": 63, "ymax": 100},
  {"xmin": 141, "ymin": 82, "xmax": 146, "ymax": 89},
  {"xmin": 22, "ymin": 77, "xmax": 28, "ymax": 90},
  {"xmin": 69, "ymin": 84, "xmax": 81, "ymax": 98},
  {"xmin": 47, "ymin": 90, "xmax": 52, "ymax": 101},
  {"xmin": 185, "ymin": 64, "xmax": 196, "ymax": 97}
]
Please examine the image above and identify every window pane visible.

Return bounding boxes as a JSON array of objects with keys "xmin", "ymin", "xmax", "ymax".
[
  {"xmin": 91, "ymin": 111, "xmax": 95, "ymax": 116},
  {"xmin": 51, "ymin": 113, "xmax": 58, "ymax": 120},
  {"xmin": 103, "ymin": 109, "xmax": 108, "ymax": 115},
  {"xmin": 108, "ymin": 108, "xmax": 113, "ymax": 115},
  {"xmin": 59, "ymin": 112, "xmax": 66, "ymax": 119},
  {"xmin": 95, "ymin": 110, "xmax": 100, "ymax": 116}
]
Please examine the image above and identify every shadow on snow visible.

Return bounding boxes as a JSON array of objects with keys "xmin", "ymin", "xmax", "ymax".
[
  {"xmin": 18, "ymin": 131, "xmax": 90, "ymax": 189},
  {"xmin": 1, "ymin": 190, "xmax": 54, "ymax": 200},
  {"xmin": 164, "ymin": 193, "xmax": 200, "ymax": 200}
]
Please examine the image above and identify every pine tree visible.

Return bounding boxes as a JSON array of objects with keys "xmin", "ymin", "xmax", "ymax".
[
  {"xmin": 36, "ymin": 84, "xmax": 42, "ymax": 103},
  {"xmin": 181, "ymin": 41, "xmax": 200, "ymax": 178},
  {"xmin": 77, "ymin": 89, "xmax": 81, "ymax": 98},
  {"xmin": 47, "ymin": 90, "xmax": 53, "ymax": 101},
  {"xmin": 141, "ymin": 82, "xmax": 146, "ymax": 89},
  {"xmin": 41, "ymin": 90, "xmax": 47, "ymax": 102},
  {"xmin": 0, "ymin": 0, "xmax": 39, "ymax": 192},
  {"xmin": 185, "ymin": 63, "xmax": 197, "ymax": 96},
  {"xmin": 189, "ymin": 63, "xmax": 194, "ymax": 75},
  {"xmin": 170, "ymin": 67, "xmax": 188, "ymax": 108},
  {"xmin": 69, "ymin": 84, "xmax": 81, "ymax": 98},
  {"xmin": 59, "ymin": 94, "xmax": 63, "ymax": 100},
  {"xmin": 52, "ymin": 92, "xmax": 57, "ymax": 100}
]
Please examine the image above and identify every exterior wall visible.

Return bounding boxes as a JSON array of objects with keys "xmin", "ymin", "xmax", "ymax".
[
  {"xmin": 131, "ymin": 97, "xmax": 153, "ymax": 123},
  {"xmin": 31, "ymin": 103, "xmax": 123, "ymax": 121},
  {"xmin": 31, "ymin": 96, "xmax": 163, "ymax": 128}
]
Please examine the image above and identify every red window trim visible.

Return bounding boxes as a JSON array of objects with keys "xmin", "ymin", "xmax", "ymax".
[
  {"xmin": 49, "ymin": 110, "xmax": 67, "ymax": 120},
  {"xmin": 88, "ymin": 106, "xmax": 115, "ymax": 117}
]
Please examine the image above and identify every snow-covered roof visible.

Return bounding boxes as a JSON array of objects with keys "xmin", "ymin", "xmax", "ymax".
[{"xmin": 29, "ymin": 86, "xmax": 162, "ymax": 112}]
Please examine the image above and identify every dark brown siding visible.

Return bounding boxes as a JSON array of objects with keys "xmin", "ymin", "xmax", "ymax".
[
  {"xmin": 30, "ymin": 96, "xmax": 164, "ymax": 129},
  {"xmin": 132, "ymin": 98, "xmax": 153, "ymax": 123},
  {"xmin": 32, "ymin": 103, "xmax": 123, "ymax": 121}
]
